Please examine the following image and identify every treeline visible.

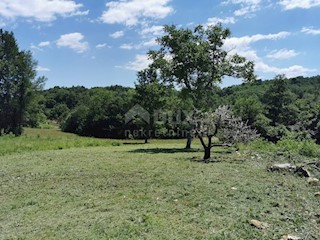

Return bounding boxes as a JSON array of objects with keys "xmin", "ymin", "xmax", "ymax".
[
  {"xmin": 222, "ymin": 75, "xmax": 320, "ymax": 143},
  {"xmin": 2, "ymin": 26, "xmax": 319, "ymax": 144},
  {"xmin": 28, "ymin": 75, "xmax": 320, "ymax": 143}
]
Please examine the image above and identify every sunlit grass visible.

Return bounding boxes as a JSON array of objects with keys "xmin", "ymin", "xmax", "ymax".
[
  {"xmin": 0, "ymin": 129, "xmax": 319, "ymax": 239},
  {"xmin": 0, "ymin": 128, "xmax": 117, "ymax": 156},
  {"xmin": 0, "ymin": 128, "xmax": 194, "ymax": 156}
]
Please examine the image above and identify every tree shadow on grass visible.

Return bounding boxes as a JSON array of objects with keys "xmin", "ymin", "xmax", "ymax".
[
  {"xmin": 190, "ymin": 155, "xmax": 246, "ymax": 164},
  {"xmin": 128, "ymin": 147, "xmax": 242, "ymax": 165},
  {"xmin": 123, "ymin": 142, "xmax": 146, "ymax": 145},
  {"xmin": 128, "ymin": 148, "xmax": 201, "ymax": 154}
]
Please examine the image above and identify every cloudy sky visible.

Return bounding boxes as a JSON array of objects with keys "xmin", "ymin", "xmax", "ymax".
[{"xmin": 1, "ymin": 0, "xmax": 319, "ymax": 88}]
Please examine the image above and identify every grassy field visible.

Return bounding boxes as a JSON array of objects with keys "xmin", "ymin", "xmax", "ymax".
[{"xmin": 0, "ymin": 129, "xmax": 319, "ymax": 239}]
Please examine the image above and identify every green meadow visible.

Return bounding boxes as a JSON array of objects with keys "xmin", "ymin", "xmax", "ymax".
[{"xmin": 0, "ymin": 129, "xmax": 319, "ymax": 239}]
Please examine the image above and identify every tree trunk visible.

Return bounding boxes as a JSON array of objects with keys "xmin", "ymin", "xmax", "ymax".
[
  {"xmin": 144, "ymin": 137, "xmax": 149, "ymax": 144},
  {"xmin": 185, "ymin": 129, "xmax": 193, "ymax": 149},
  {"xmin": 185, "ymin": 134, "xmax": 192, "ymax": 149},
  {"xmin": 203, "ymin": 147, "xmax": 211, "ymax": 160},
  {"xmin": 198, "ymin": 135, "xmax": 212, "ymax": 161}
]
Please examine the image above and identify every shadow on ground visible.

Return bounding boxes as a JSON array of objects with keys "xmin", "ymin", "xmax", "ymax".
[
  {"xmin": 123, "ymin": 142, "xmax": 146, "ymax": 145},
  {"xmin": 128, "ymin": 148, "xmax": 201, "ymax": 154}
]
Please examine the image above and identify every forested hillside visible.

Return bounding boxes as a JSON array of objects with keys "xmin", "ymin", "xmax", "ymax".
[{"xmin": 28, "ymin": 75, "xmax": 320, "ymax": 144}]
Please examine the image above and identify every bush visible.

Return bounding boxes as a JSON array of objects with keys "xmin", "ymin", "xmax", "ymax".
[
  {"xmin": 299, "ymin": 141, "xmax": 320, "ymax": 157},
  {"xmin": 277, "ymin": 137, "xmax": 301, "ymax": 152},
  {"xmin": 246, "ymin": 137, "xmax": 320, "ymax": 158},
  {"xmin": 245, "ymin": 138, "xmax": 277, "ymax": 152}
]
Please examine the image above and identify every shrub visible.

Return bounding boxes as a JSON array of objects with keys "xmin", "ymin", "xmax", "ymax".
[
  {"xmin": 246, "ymin": 138, "xmax": 277, "ymax": 152},
  {"xmin": 277, "ymin": 137, "xmax": 302, "ymax": 152},
  {"xmin": 299, "ymin": 141, "xmax": 320, "ymax": 157}
]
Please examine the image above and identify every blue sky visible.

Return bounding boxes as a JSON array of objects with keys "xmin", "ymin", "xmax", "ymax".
[{"xmin": 1, "ymin": 0, "xmax": 319, "ymax": 88}]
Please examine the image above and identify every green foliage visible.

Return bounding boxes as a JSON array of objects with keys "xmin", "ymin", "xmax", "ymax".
[
  {"xmin": 132, "ymin": 67, "xmax": 185, "ymax": 141},
  {"xmin": 220, "ymin": 75, "xmax": 320, "ymax": 143},
  {"xmin": 61, "ymin": 87, "xmax": 134, "ymax": 138},
  {"xmin": 24, "ymin": 91, "xmax": 46, "ymax": 128},
  {"xmin": 0, "ymin": 29, "xmax": 41, "ymax": 135},
  {"xmin": 233, "ymin": 96, "xmax": 263, "ymax": 125},
  {"xmin": 263, "ymin": 75, "xmax": 296, "ymax": 126},
  {"xmin": 277, "ymin": 138, "xmax": 320, "ymax": 157},
  {"xmin": 248, "ymin": 137, "xmax": 320, "ymax": 157},
  {"xmin": 61, "ymin": 105, "xmax": 89, "ymax": 135},
  {"xmin": 298, "ymin": 140, "xmax": 320, "ymax": 157},
  {"xmin": 244, "ymin": 138, "xmax": 277, "ymax": 152},
  {"xmin": 34, "ymin": 74, "xmax": 320, "ymax": 146},
  {"xmin": 148, "ymin": 24, "xmax": 256, "ymax": 109},
  {"xmin": 49, "ymin": 103, "xmax": 70, "ymax": 122}
]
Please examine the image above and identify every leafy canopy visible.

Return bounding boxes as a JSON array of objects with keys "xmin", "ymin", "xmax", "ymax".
[
  {"xmin": 0, "ymin": 29, "xmax": 40, "ymax": 135},
  {"xmin": 147, "ymin": 24, "xmax": 256, "ymax": 107}
]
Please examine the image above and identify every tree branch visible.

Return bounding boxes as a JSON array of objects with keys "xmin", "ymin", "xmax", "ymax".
[{"xmin": 198, "ymin": 135, "xmax": 207, "ymax": 149}]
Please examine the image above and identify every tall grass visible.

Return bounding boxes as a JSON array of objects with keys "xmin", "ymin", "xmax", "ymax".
[
  {"xmin": 0, "ymin": 128, "xmax": 190, "ymax": 156},
  {"xmin": 247, "ymin": 137, "xmax": 320, "ymax": 158},
  {"xmin": 0, "ymin": 128, "xmax": 118, "ymax": 156}
]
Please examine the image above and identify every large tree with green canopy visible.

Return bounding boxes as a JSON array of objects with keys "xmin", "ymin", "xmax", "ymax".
[
  {"xmin": 0, "ymin": 29, "xmax": 41, "ymax": 135},
  {"xmin": 142, "ymin": 23, "xmax": 256, "ymax": 148}
]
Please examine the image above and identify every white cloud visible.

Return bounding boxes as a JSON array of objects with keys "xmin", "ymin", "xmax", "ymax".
[
  {"xmin": 0, "ymin": 0, "xmax": 88, "ymax": 22},
  {"xmin": 140, "ymin": 25, "xmax": 164, "ymax": 37},
  {"xmin": 30, "ymin": 44, "xmax": 42, "ymax": 51},
  {"xmin": 120, "ymin": 38, "xmax": 157, "ymax": 50},
  {"xmin": 223, "ymin": 31, "xmax": 314, "ymax": 78},
  {"xmin": 30, "ymin": 41, "xmax": 50, "ymax": 51},
  {"xmin": 100, "ymin": 0, "xmax": 173, "ymax": 26},
  {"xmin": 120, "ymin": 44, "xmax": 134, "ymax": 50},
  {"xmin": 36, "ymin": 66, "xmax": 50, "ymax": 72},
  {"xmin": 110, "ymin": 31, "xmax": 124, "ymax": 39},
  {"xmin": 56, "ymin": 33, "xmax": 88, "ymax": 53},
  {"xmin": 96, "ymin": 43, "xmax": 110, "ymax": 49},
  {"xmin": 266, "ymin": 49, "xmax": 299, "ymax": 59},
  {"xmin": 141, "ymin": 38, "xmax": 157, "ymax": 47},
  {"xmin": 301, "ymin": 26, "xmax": 320, "ymax": 35},
  {"xmin": 124, "ymin": 54, "xmax": 152, "ymax": 71},
  {"xmin": 222, "ymin": 0, "xmax": 261, "ymax": 17},
  {"xmin": 139, "ymin": 25, "xmax": 163, "ymax": 49},
  {"xmin": 38, "ymin": 41, "xmax": 50, "ymax": 47},
  {"xmin": 234, "ymin": 6, "xmax": 257, "ymax": 16},
  {"xmin": 206, "ymin": 17, "xmax": 236, "ymax": 26},
  {"xmin": 224, "ymin": 32, "xmax": 290, "ymax": 51},
  {"xmin": 279, "ymin": 0, "xmax": 320, "ymax": 10},
  {"xmin": 256, "ymin": 62, "xmax": 316, "ymax": 78}
]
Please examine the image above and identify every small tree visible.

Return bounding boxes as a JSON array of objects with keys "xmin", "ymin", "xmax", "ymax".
[
  {"xmin": 191, "ymin": 106, "xmax": 259, "ymax": 160},
  {"xmin": 262, "ymin": 75, "xmax": 298, "ymax": 142},
  {"xmin": 263, "ymin": 75, "xmax": 297, "ymax": 126},
  {"xmin": 134, "ymin": 67, "xmax": 169, "ymax": 143}
]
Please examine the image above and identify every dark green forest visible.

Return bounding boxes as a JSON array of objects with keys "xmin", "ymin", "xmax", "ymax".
[{"xmin": 27, "ymin": 74, "xmax": 320, "ymax": 145}]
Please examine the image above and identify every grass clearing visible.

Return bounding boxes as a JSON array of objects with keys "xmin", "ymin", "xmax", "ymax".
[
  {"xmin": 0, "ymin": 128, "xmax": 119, "ymax": 156},
  {"xmin": 0, "ymin": 130, "xmax": 320, "ymax": 239}
]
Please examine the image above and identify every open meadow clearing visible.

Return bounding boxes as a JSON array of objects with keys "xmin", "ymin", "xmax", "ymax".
[
  {"xmin": 0, "ymin": 129, "xmax": 319, "ymax": 239},
  {"xmin": 2, "ymin": 3, "xmax": 320, "ymax": 239}
]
